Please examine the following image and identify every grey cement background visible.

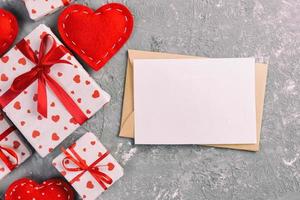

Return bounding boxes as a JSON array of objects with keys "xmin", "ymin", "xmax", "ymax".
[{"xmin": 0, "ymin": 0, "xmax": 300, "ymax": 199}]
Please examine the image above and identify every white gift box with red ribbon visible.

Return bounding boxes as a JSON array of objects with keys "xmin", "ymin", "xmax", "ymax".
[
  {"xmin": 23, "ymin": 0, "xmax": 73, "ymax": 20},
  {"xmin": 0, "ymin": 111, "xmax": 32, "ymax": 181},
  {"xmin": 0, "ymin": 24, "xmax": 110, "ymax": 157},
  {"xmin": 52, "ymin": 132, "xmax": 124, "ymax": 200}
]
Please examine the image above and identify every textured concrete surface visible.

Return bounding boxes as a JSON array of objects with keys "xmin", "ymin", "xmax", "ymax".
[{"xmin": 0, "ymin": 0, "xmax": 299, "ymax": 199}]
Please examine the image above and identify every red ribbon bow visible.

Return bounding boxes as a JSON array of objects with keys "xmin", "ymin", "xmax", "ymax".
[
  {"xmin": 61, "ymin": 147, "xmax": 113, "ymax": 190},
  {"xmin": 0, "ymin": 34, "xmax": 87, "ymax": 124},
  {"xmin": 0, "ymin": 127, "xmax": 19, "ymax": 171}
]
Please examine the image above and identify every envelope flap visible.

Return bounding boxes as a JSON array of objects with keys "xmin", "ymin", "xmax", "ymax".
[{"xmin": 119, "ymin": 112, "xmax": 135, "ymax": 138}]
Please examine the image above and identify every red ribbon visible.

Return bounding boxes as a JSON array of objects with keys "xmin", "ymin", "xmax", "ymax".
[
  {"xmin": 0, "ymin": 34, "xmax": 87, "ymax": 124},
  {"xmin": 61, "ymin": 147, "xmax": 113, "ymax": 190},
  {"xmin": 0, "ymin": 126, "xmax": 19, "ymax": 171},
  {"xmin": 62, "ymin": 0, "xmax": 71, "ymax": 6}
]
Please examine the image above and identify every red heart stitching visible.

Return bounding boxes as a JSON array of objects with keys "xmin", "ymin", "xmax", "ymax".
[
  {"xmin": 5, "ymin": 178, "xmax": 75, "ymax": 200},
  {"xmin": 58, "ymin": 3, "xmax": 134, "ymax": 71}
]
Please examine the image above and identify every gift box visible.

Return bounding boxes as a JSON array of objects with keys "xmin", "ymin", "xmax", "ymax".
[
  {"xmin": 0, "ymin": 24, "xmax": 110, "ymax": 157},
  {"xmin": 23, "ymin": 0, "xmax": 73, "ymax": 21},
  {"xmin": 0, "ymin": 111, "xmax": 31, "ymax": 180},
  {"xmin": 52, "ymin": 132, "xmax": 124, "ymax": 200}
]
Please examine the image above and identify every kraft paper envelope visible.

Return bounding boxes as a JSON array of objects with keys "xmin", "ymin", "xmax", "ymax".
[{"xmin": 119, "ymin": 49, "xmax": 268, "ymax": 151}]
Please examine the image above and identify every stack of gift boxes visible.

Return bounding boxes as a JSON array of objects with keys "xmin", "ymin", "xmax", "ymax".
[{"xmin": 0, "ymin": 12, "xmax": 124, "ymax": 200}]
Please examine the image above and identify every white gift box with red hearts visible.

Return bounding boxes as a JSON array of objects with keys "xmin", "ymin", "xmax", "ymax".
[
  {"xmin": 0, "ymin": 24, "xmax": 110, "ymax": 157},
  {"xmin": 0, "ymin": 111, "xmax": 32, "ymax": 181},
  {"xmin": 23, "ymin": 0, "xmax": 73, "ymax": 21},
  {"xmin": 52, "ymin": 132, "xmax": 124, "ymax": 200}
]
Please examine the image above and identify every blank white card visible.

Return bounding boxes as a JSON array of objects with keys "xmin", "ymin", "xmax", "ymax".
[{"xmin": 133, "ymin": 58, "xmax": 257, "ymax": 144}]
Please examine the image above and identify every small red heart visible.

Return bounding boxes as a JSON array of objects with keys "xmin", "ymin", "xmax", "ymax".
[
  {"xmin": 86, "ymin": 181, "xmax": 94, "ymax": 189},
  {"xmin": 18, "ymin": 57, "xmax": 27, "ymax": 65},
  {"xmin": 50, "ymin": 102, "xmax": 55, "ymax": 107},
  {"xmin": 0, "ymin": 167, "xmax": 4, "ymax": 172},
  {"xmin": 69, "ymin": 117, "xmax": 78, "ymax": 125},
  {"xmin": 31, "ymin": 9, "xmax": 37, "ymax": 14},
  {"xmin": 33, "ymin": 93, "xmax": 38, "ymax": 101},
  {"xmin": 32, "ymin": 130, "xmax": 40, "ymax": 138},
  {"xmin": 107, "ymin": 162, "xmax": 115, "ymax": 171},
  {"xmin": 5, "ymin": 178, "xmax": 75, "ymax": 200},
  {"xmin": 1, "ymin": 73, "xmax": 8, "ymax": 81},
  {"xmin": 90, "ymin": 141, "xmax": 96, "ymax": 145},
  {"xmin": 20, "ymin": 121, "xmax": 25, "ymax": 126},
  {"xmin": 51, "ymin": 133, "xmax": 60, "ymax": 141},
  {"xmin": 85, "ymin": 80, "xmax": 90, "ymax": 85},
  {"xmin": 0, "ymin": 9, "xmax": 18, "ymax": 56},
  {"xmin": 13, "ymin": 141, "xmax": 20, "ymax": 149},
  {"xmin": 92, "ymin": 90, "xmax": 100, "ymax": 98},
  {"xmin": 57, "ymin": 72, "xmax": 63, "ymax": 77},
  {"xmin": 13, "ymin": 101, "xmax": 21, "ymax": 110},
  {"xmin": 1, "ymin": 56, "xmax": 9, "ymax": 63},
  {"xmin": 73, "ymin": 74, "xmax": 80, "ymax": 83},
  {"xmin": 51, "ymin": 115, "xmax": 60, "ymax": 122},
  {"xmin": 60, "ymin": 170, "xmax": 67, "ymax": 176},
  {"xmin": 58, "ymin": 3, "xmax": 134, "ymax": 71}
]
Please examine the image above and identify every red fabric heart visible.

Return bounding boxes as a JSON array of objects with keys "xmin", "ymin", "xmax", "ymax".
[
  {"xmin": 5, "ymin": 178, "xmax": 75, "ymax": 200},
  {"xmin": 58, "ymin": 3, "xmax": 134, "ymax": 71},
  {"xmin": 0, "ymin": 8, "xmax": 18, "ymax": 56}
]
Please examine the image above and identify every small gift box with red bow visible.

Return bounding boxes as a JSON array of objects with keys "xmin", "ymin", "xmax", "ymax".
[
  {"xmin": 0, "ymin": 24, "xmax": 110, "ymax": 157},
  {"xmin": 52, "ymin": 132, "xmax": 124, "ymax": 200},
  {"xmin": 0, "ymin": 111, "xmax": 31, "ymax": 180},
  {"xmin": 23, "ymin": 0, "xmax": 73, "ymax": 20}
]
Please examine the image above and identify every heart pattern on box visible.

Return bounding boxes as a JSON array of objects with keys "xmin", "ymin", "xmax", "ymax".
[
  {"xmin": 0, "ymin": 25, "xmax": 111, "ymax": 157},
  {"xmin": 0, "ymin": 8, "xmax": 18, "ymax": 56},
  {"xmin": 58, "ymin": 3, "xmax": 134, "ymax": 71},
  {"xmin": 52, "ymin": 132, "xmax": 124, "ymax": 200},
  {"xmin": 23, "ymin": 0, "xmax": 71, "ymax": 20},
  {"xmin": 0, "ymin": 112, "xmax": 31, "ymax": 180},
  {"xmin": 4, "ymin": 178, "xmax": 75, "ymax": 200}
]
